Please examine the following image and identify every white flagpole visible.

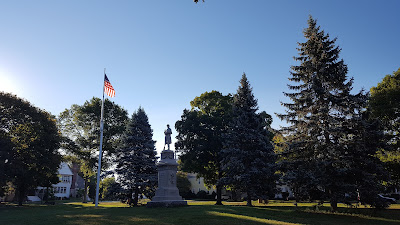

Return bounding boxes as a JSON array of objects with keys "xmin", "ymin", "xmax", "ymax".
[{"xmin": 95, "ymin": 68, "xmax": 106, "ymax": 207}]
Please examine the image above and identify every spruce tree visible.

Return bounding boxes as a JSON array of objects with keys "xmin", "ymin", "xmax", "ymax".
[
  {"xmin": 278, "ymin": 16, "xmax": 387, "ymax": 210},
  {"xmin": 221, "ymin": 73, "xmax": 277, "ymax": 206},
  {"xmin": 115, "ymin": 107, "xmax": 157, "ymax": 206}
]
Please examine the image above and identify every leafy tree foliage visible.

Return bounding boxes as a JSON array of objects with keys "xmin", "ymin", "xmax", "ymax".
[
  {"xmin": 278, "ymin": 16, "xmax": 387, "ymax": 210},
  {"xmin": 115, "ymin": 107, "xmax": 157, "ymax": 206},
  {"xmin": 370, "ymin": 68, "xmax": 400, "ymax": 140},
  {"xmin": 176, "ymin": 171, "xmax": 192, "ymax": 199},
  {"xmin": 0, "ymin": 130, "xmax": 12, "ymax": 196},
  {"xmin": 58, "ymin": 97, "xmax": 128, "ymax": 202},
  {"xmin": 99, "ymin": 177, "xmax": 121, "ymax": 200},
  {"xmin": 0, "ymin": 92, "xmax": 62, "ymax": 205},
  {"xmin": 175, "ymin": 91, "xmax": 233, "ymax": 205},
  {"xmin": 221, "ymin": 73, "xmax": 277, "ymax": 207},
  {"xmin": 370, "ymin": 68, "xmax": 400, "ymax": 189}
]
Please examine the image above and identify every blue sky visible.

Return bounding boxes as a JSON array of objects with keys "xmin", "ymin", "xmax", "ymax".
[{"xmin": 1, "ymin": 1, "xmax": 399, "ymax": 154}]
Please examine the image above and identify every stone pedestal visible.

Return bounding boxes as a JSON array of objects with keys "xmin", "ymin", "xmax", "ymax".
[{"xmin": 147, "ymin": 150, "xmax": 187, "ymax": 207}]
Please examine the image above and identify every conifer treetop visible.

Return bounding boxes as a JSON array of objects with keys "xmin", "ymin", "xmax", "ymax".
[{"xmin": 234, "ymin": 73, "xmax": 258, "ymax": 112}]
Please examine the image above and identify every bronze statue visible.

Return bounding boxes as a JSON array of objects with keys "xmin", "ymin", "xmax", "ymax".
[{"xmin": 164, "ymin": 124, "xmax": 172, "ymax": 150}]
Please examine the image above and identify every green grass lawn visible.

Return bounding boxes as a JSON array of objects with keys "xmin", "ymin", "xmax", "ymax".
[{"xmin": 1, "ymin": 200, "xmax": 400, "ymax": 225}]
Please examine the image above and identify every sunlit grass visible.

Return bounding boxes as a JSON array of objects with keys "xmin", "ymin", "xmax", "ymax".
[
  {"xmin": 1, "ymin": 200, "xmax": 400, "ymax": 225},
  {"xmin": 186, "ymin": 200, "xmax": 376, "ymax": 208},
  {"xmin": 66, "ymin": 201, "xmax": 128, "ymax": 208},
  {"xmin": 187, "ymin": 200, "xmax": 247, "ymax": 206},
  {"xmin": 302, "ymin": 208, "xmax": 400, "ymax": 223},
  {"xmin": 63, "ymin": 214, "xmax": 103, "ymax": 218},
  {"xmin": 388, "ymin": 204, "xmax": 400, "ymax": 209},
  {"xmin": 128, "ymin": 217, "xmax": 157, "ymax": 222},
  {"xmin": 207, "ymin": 211, "xmax": 302, "ymax": 225}
]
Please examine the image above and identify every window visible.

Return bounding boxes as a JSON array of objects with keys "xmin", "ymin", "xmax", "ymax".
[
  {"xmin": 62, "ymin": 176, "xmax": 70, "ymax": 183},
  {"xmin": 54, "ymin": 187, "xmax": 67, "ymax": 193}
]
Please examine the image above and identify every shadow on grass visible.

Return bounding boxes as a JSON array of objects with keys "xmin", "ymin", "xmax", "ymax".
[
  {"xmin": 1, "ymin": 203, "xmax": 400, "ymax": 225},
  {"xmin": 238, "ymin": 205, "xmax": 400, "ymax": 225}
]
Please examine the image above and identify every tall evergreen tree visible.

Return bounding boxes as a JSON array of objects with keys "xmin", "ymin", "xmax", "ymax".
[
  {"xmin": 221, "ymin": 73, "xmax": 277, "ymax": 206},
  {"xmin": 115, "ymin": 107, "xmax": 157, "ymax": 206},
  {"xmin": 278, "ymin": 16, "xmax": 387, "ymax": 210}
]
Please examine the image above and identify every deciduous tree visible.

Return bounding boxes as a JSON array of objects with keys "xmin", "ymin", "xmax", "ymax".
[
  {"xmin": 99, "ymin": 177, "xmax": 121, "ymax": 200},
  {"xmin": 175, "ymin": 91, "xmax": 233, "ymax": 205},
  {"xmin": 58, "ymin": 97, "xmax": 128, "ymax": 202},
  {"xmin": 370, "ymin": 68, "xmax": 400, "ymax": 189},
  {"xmin": 176, "ymin": 171, "xmax": 192, "ymax": 199},
  {"xmin": 0, "ymin": 92, "xmax": 61, "ymax": 205}
]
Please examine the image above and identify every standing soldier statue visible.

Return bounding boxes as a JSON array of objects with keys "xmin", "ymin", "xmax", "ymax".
[
  {"xmin": 147, "ymin": 123, "xmax": 186, "ymax": 207},
  {"xmin": 164, "ymin": 124, "xmax": 172, "ymax": 150}
]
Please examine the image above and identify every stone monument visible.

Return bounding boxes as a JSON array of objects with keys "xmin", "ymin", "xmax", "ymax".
[{"xmin": 147, "ymin": 124, "xmax": 187, "ymax": 207}]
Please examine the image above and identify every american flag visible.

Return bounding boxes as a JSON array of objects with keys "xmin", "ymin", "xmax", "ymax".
[{"xmin": 104, "ymin": 74, "xmax": 115, "ymax": 98}]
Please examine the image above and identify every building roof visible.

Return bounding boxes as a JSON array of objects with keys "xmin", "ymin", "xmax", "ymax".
[{"xmin": 58, "ymin": 162, "xmax": 73, "ymax": 176}]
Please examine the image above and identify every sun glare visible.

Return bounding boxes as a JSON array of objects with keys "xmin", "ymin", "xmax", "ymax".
[{"xmin": 0, "ymin": 69, "xmax": 24, "ymax": 96}]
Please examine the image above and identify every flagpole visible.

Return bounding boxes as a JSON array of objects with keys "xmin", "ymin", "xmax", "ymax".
[{"xmin": 95, "ymin": 68, "xmax": 106, "ymax": 207}]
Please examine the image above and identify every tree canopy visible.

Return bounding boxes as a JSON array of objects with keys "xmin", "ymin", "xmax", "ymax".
[
  {"xmin": 370, "ymin": 68, "xmax": 400, "ymax": 151},
  {"xmin": 370, "ymin": 68, "xmax": 400, "ymax": 189},
  {"xmin": 0, "ymin": 92, "xmax": 62, "ymax": 205},
  {"xmin": 58, "ymin": 97, "xmax": 128, "ymax": 202},
  {"xmin": 175, "ymin": 90, "xmax": 233, "ymax": 205}
]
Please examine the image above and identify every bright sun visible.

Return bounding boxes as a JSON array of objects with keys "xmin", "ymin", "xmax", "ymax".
[{"xmin": 0, "ymin": 68, "xmax": 24, "ymax": 96}]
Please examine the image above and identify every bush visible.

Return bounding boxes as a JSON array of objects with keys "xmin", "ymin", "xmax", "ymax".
[
  {"xmin": 196, "ymin": 190, "xmax": 208, "ymax": 199},
  {"xmin": 181, "ymin": 190, "xmax": 196, "ymax": 200},
  {"xmin": 390, "ymin": 194, "xmax": 400, "ymax": 200},
  {"xmin": 195, "ymin": 190, "xmax": 214, "ymax": 200}
]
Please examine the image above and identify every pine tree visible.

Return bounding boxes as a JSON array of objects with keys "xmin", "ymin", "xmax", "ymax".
[
  {"xmin": 221, "ymin": 73, "xmax": 277, "ymax": 206},
  {"xmin": 115, "ymin": 107, "xmax": 157, "ymax": 206},
  {"xmin": 278, "ymin": 16, "xmax": 387, "ymax": 210}
]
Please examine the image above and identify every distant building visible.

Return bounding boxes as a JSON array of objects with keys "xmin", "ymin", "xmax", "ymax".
[
  {"xmin": 35, "ymin": 162, "xmax": 84, "ymax": 200},
  {"xmin": 186, "ymin": 173, "xmax": 216, "ymax": 194},
  {"xmin": 186, "ymin": 173, "xmax": 294, "ymax": 200},
  {"xmin": 275, "ymin": 184, "xmax": 294, "ymax": 200}
]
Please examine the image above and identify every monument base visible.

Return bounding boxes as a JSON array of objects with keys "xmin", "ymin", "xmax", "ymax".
[{"xmin": 146, "ymin": 200, "xmax": 187, "ymax": 208}]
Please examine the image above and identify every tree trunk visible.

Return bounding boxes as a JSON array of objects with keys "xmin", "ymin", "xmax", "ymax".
[
  {"xmin": 215, "ymin": 184, "xmax": 223, "ymax": 205},
  {"xmin": 329, "ymin": 189, "xmax": 338, "ymax": 211},
  {"xmin": 232, "ymin": 190, "xmax": 238, "ymax": 201},
  {"xmin": 18, "ymin": 185, "xmax": 25, "ymax": 206},
  {"xmin": 82, "ymin": 179, "xmax": 88, "ymax": 203},
  {"xmin": 246, "ymin": 190, "xmax": 252, "ymax": 207},
  {"xmin": 330, "ymin": 190, "xmax": 338, "ymax": 211},
  {"xmin": 330, "ymin": 199, "xmax": 338, "ymax": 211},
  {"xmin": 127, "ymin": 189, "xmax": 133, "ymax": 205},
  {"xmin": 133, "ymin": 185, "xmax": 139, "ymax": 206}
]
